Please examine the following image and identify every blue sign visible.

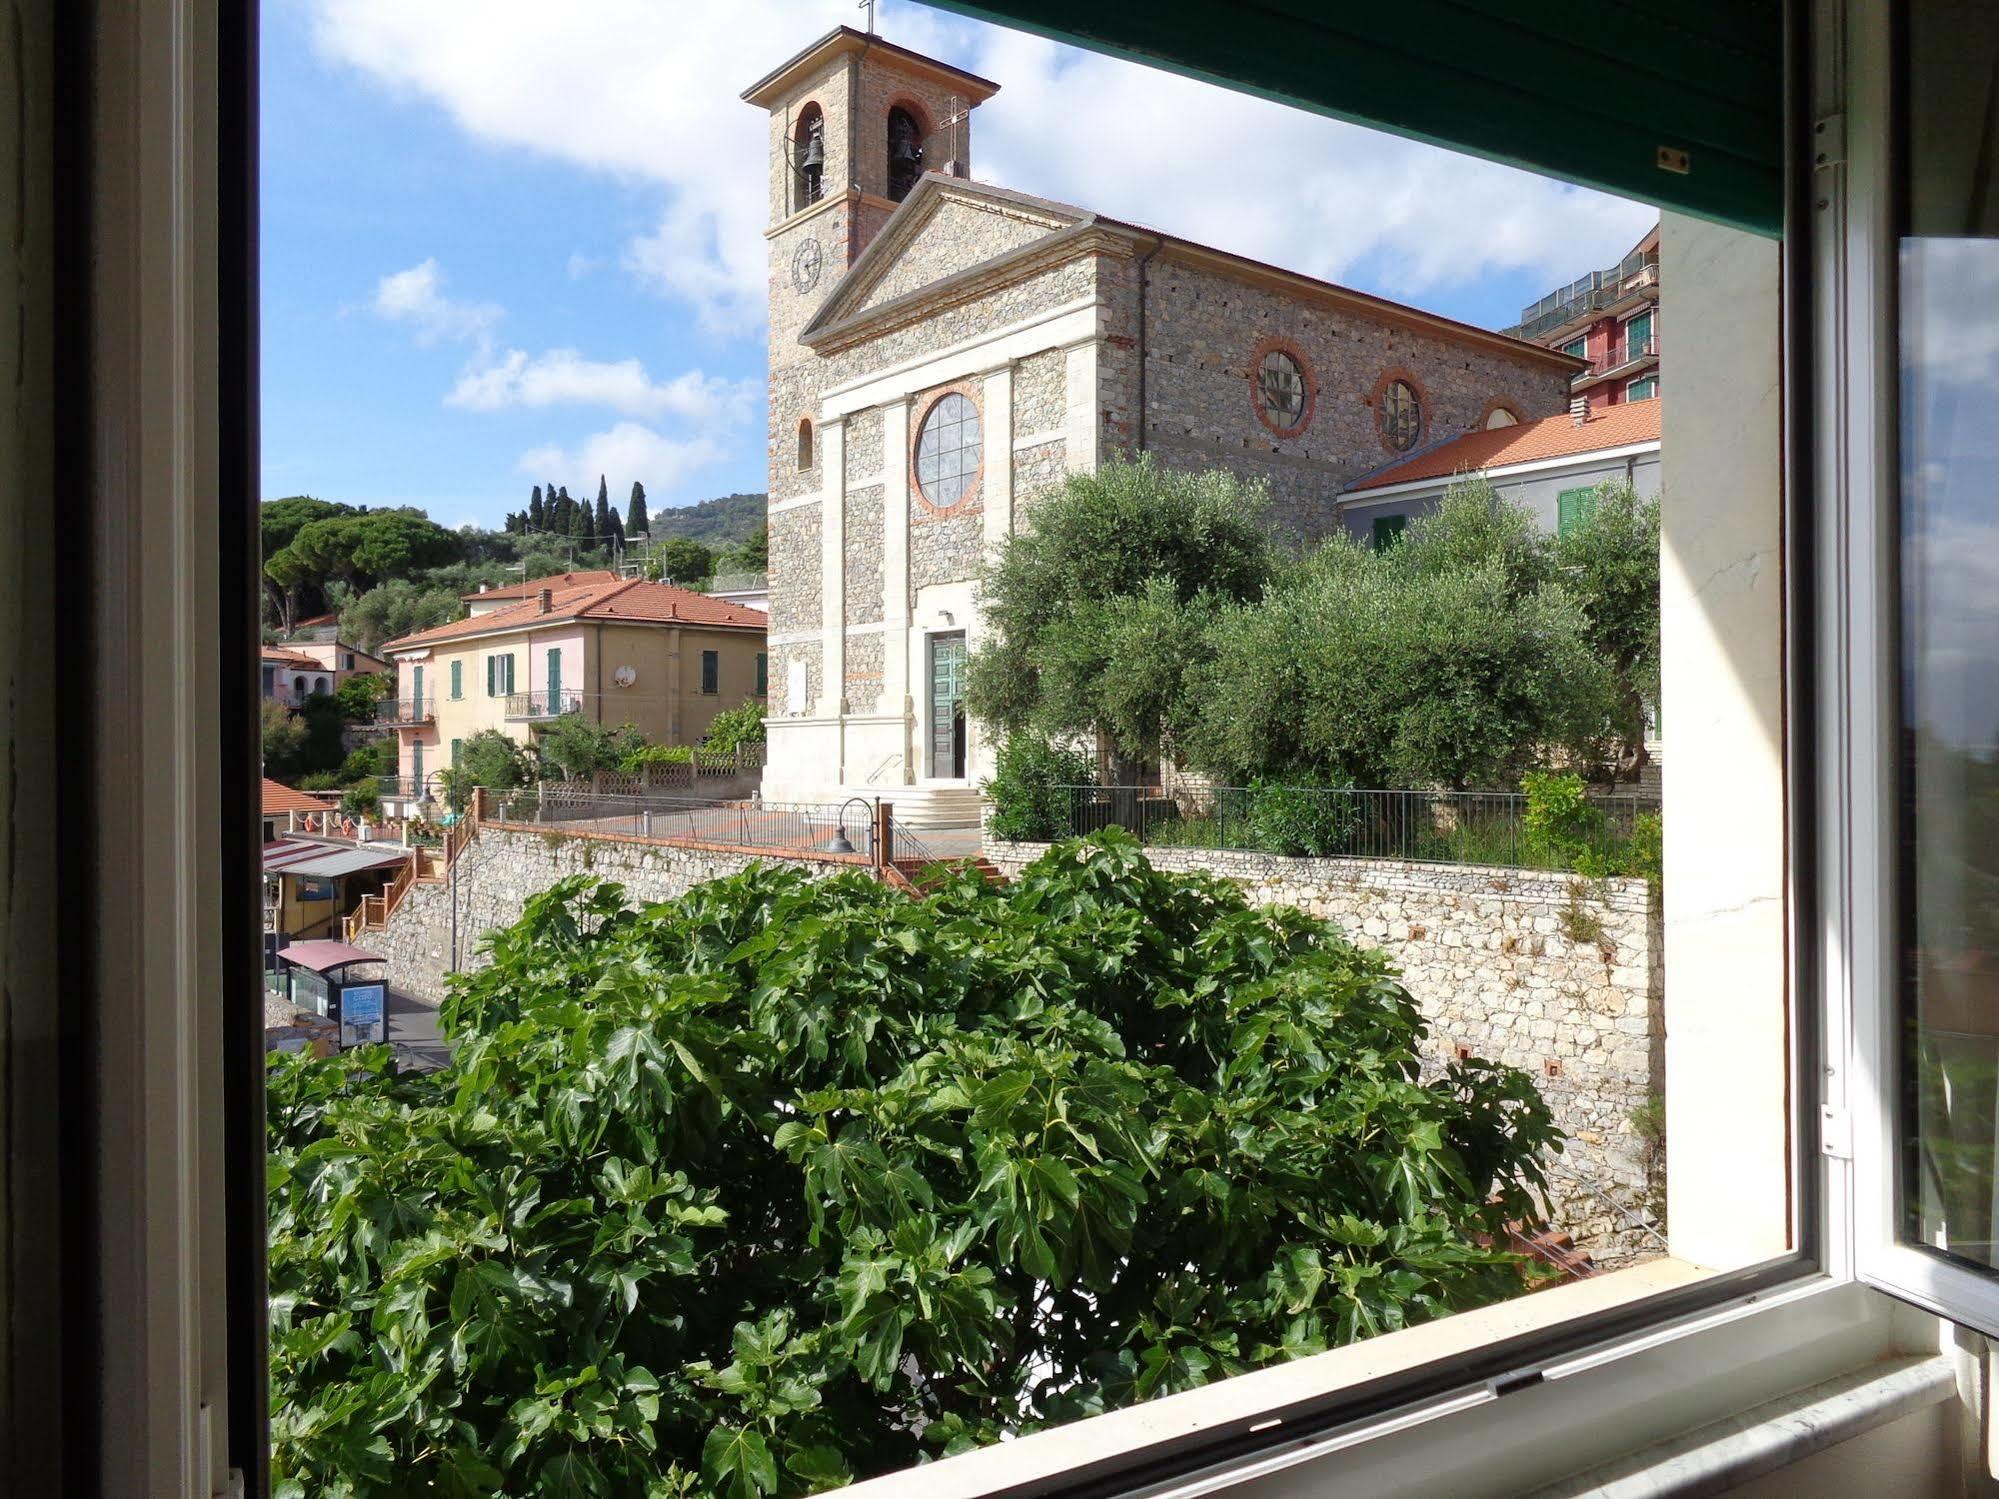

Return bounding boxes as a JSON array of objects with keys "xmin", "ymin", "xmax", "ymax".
[{"xmin": 338, "ymin": 982, "xmax": 387, "ymax": 1048}]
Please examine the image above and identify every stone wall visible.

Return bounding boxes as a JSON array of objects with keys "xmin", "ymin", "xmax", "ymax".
[
  {"xmin": 372, "ymin": 824, "xmax": 849, "ymax": 1005},
  {"xmin": 986, "ymin": 839, "xmax": 1664, "ymax": 1264},
  {"xmin": 1102, "ymin": 254, "xmax": 1575, "ymax": 541},
  {"xmin": 843, "ymin": 485, "xmax": 885, "ymax": 626},
  {"xmin": 766, "ymin": 504, "xmax": 822, "ymax": 637}
]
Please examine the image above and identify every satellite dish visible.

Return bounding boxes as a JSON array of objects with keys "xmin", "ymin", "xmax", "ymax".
[{"xmin": 612, "ymin": 665, "xmax": 637, "ymax": 687}]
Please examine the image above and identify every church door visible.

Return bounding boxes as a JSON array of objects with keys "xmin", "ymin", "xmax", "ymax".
[{"xmin": 928, "ymin": 632, "xmax": 967, "ymax": 779}]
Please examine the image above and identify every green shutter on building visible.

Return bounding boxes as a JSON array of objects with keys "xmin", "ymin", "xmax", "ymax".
[
  {"xmin": 756, "ymin": 653, "xmax": 768, "ymax": 697},
  {"xmin": 1557, "ymin": 486, "xmax": 1600, "ymax": 537},
  {"xmin": 1372, "ymin": 514, "xmax": 1408, "ymax": 553},
  {"xmin": 485, "ymin": 656, "xmax": 495, "ymax": 697},
  {"xmin": 450, "ymin": 660, "xmax": 462, "ymax": 699}
]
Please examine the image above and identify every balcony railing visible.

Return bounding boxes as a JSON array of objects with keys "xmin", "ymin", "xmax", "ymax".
[
  {"xmin": 505, "ymin": 688, "xmax": 585, "ymax": 720},
  {"xmin": 1578, "ymin": 335, "xmax": 1659, "ymax": 380},
  {"xmin": 375, "ymin": 698, "xmax": 434, "ymax": 726},
  {"xmin": 1504, "ymin": 257, "xmax": 1660, "ymax": 342}
]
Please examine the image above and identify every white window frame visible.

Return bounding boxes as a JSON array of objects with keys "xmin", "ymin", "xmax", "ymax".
[
  {"xmin": 1830, "ymin": 0, "xmax": 1999, "ymax": 1341},
  {"xmin": 58, "ymin": 1, "xmax": 1965, "ymax": 1494}
]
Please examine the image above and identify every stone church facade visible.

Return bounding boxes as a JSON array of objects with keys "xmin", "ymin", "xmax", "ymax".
[{"xmin": 745, "ymin": 28, "xmax": 1582, "ymax": 821}]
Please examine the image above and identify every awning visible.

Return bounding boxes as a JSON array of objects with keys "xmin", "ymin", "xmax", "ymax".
[
  {"xmin": 275, "ymin": 939, "xmax": 386, "ymax": 975},
  {"xmin": 933, "ymin": 2, "xmax": 1783, "ymax": 235},
  {"xmin": 262, "ymin": 838, "xmax": 410, "ymax": 879}
]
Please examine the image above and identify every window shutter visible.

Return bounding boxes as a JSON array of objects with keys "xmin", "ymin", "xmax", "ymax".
[
  {"xmin": 451, "ymin": 661, "xmax": 462, "ymax": 699},
  {"xmin": 1372, "ymin": 514, "xmax": 1408, "ymax": 553},
  {"xmin": 1557, "ymin": 486, "xmax": 1599, "ymax": 537}
]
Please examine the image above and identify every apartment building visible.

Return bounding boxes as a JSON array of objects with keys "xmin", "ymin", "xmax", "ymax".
[
  {"xmin": 379, "ymin": 573, "xmax": 767, "ymax": 801},
  {"xmin": 1504, "ymin": 223, "xmax": 1661, "ymax": 412}
]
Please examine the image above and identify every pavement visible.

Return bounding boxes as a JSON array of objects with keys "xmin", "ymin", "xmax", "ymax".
[{"xmin": 385, "ymin": 989, "xmax": 450, "ymax": 1071}]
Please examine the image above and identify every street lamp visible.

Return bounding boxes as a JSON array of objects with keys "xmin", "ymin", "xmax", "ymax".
[
  {"xmin": 415, "ymin": 770, "xmax": 462, "ymax": 973},
  {"xmin": 824, "ymin": 795, "xmax": 875, "ymax": 857}
]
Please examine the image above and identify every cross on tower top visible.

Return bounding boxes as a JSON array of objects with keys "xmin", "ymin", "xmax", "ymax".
[{"xmin": 857, "ymin": 0, "xmax": 877, "ymax": 36}]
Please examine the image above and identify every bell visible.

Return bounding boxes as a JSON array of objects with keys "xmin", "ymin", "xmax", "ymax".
[
  {"xmin": 799, "ymin": 129, "xmax": 824, "ymax": 172},
  {"xmin": 889, "ymin": 132, "xmax": 920, "ymax": 166}
]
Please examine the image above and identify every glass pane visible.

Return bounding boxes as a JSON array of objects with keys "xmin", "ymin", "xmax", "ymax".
[{"xmin": 1900, "ymin": 0, "xmax": 1999, "ymax": 1269}]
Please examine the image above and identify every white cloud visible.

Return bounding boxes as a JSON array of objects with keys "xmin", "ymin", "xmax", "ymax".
[
  {"xmin": 308, "ymin": 0, "xmax": 1653, "ymax": 334},
  {"xmin": 517, "ymin": 422, "xmax": 727, "ymax": 494},
  {"xmin": 448, "ymin": 349, "xmax": 756, "ymax": 424},
  {"xmin": 565, "ymin": 252, "xmax": 600, "ymax": 280},
  {"xmin": 370, "ymin": 257, "xmax": 503, "ymax": 345}
]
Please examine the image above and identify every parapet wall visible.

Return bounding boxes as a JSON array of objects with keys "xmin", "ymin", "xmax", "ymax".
[{"xmin": 987, "ymin": 840, "xmax": 1665, "ymax": 1264}]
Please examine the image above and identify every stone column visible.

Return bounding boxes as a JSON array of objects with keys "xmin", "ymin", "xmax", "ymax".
[
  {"xmin": 819, "ymin": 418, "xmax": 846, "ymax": 729},
  {"xmin": 880, "ymin": 399, "xmax": 913, "ymax": 783},
  {"xmin": 981, "ymin": 365, "xmax": 1013, "ymax": 552},
  {"xmin": 1063, "ymin": 339, "xmax": 1099, "ymax": 473}
]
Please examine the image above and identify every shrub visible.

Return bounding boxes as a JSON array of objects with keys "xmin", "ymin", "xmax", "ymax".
[
  {"xmin": 701, "ymin": 700, "xmax": 767, "ymax": 755},
  {"xmin": 339, "ymin": 780, "xmax": 380, "ymax": 820},
  {"xmin": 456, "ymin": 728, "xmax": 537, "ymax": 792},
  {"xmin": 1227, "ymin": 776, "xmax": 1362, "ymax": 858},
  {"xmin": 538, "ymin": 713, "xmax": 645, "ymax": 779},
  {"xmin": 267, "ymin": 834, "xmax": 1559, "ymax": 1494},
  {"xmin": 982, "ymin": 735, "xmax": 1097, "ymax": 841},
  {"xmin": 621, "ymin": 742, "xmax": 693, "ymax": 772},
  {"xmin": 296, "ymin": 771, "xmax": 342, "ymax": 793},
  {"xmin": 1522, "ymin": 771, "xmax": 1606, "ymax": 864}
]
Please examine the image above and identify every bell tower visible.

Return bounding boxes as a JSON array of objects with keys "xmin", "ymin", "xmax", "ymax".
[{"xmin": 742, "ymin": 27, "xmax": 1000, "ymax": 499}]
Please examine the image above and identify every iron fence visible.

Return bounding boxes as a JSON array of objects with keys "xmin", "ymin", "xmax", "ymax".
[
  {"xmin": 488, "ymin": 785, "xmax": 877, "ymax": 859},
  {"xmin": 1060, "ymin": 785, "xmax": 1659, "ymax": 872}
]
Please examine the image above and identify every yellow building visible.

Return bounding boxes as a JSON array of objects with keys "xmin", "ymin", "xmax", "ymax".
[{"xmin": 380, "ymin": 574, "xmax": 768, "ymax": 800}]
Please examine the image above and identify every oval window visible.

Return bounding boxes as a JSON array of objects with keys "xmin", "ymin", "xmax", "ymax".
[
  {"xmin": 1257, "ymin": 349, "xmax": 1307, "ymax": 430},
  {"xmin": 914, "ymin": 392, "xmax": 982, "ymax": 509},
  {"xmin": 1381, "ymin": 379, "xmax": 1422, "ymax": 451}
]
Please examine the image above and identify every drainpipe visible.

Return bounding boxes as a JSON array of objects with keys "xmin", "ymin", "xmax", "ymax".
[{"xmin": 1134, "ymin": 236, "xmax": 1164, "ymax": 453}]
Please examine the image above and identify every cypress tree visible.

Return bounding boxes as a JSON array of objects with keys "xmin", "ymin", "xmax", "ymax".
[
  {"xmin": 609, "ymin": 510, "xmax": 626, "ymax": 556},
  {"xmin": 627, "ymin": 481, "xmax": 649, "ymax": 538},
  {"xmin": 595, "ymin": 475, "xmax": 612, "ymax": 540},
  {"xmin": 528, "ymin": 485, "xmax": 544, "ymax": 530}
]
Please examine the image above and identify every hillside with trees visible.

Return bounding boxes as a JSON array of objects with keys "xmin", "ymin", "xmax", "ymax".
[{"xmin": 261, "ymin": 485, "xmax": 770, "ymax": 651}]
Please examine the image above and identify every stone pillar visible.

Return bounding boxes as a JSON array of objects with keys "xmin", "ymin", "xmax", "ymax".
[
  {"xmin": 982, "ymin": 365, "xmax": 1014, "ymax": 552},
  {"xmin": 1064, "ymin": 340, "xmax": 1099, "ymax": 473},
  {"xmin": 819, "ymin": 418, "xmax": 846, "ymax": 731},
  {"xmin": 880, "ymin": 399, "xmax": 913, "ymax": 783}
]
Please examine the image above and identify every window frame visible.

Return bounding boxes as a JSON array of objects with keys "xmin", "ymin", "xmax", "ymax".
[
  {"xmin": 701, "ymin": 648, "xmax": 720, "ymax": 696},
  {"xmin": 48, "ymin": 0, "xmax": 1943, "ymax": 1493}
]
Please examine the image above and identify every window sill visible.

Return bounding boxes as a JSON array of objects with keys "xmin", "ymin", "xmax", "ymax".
[{"xmin": 842, "ymin": 1259, "xmax": 1715, "ymax": 1499}]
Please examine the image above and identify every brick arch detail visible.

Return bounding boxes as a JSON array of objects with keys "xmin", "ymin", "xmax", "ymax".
[
  {"xmin": 1248, "ymin": 333, "xmax": 1318, "ymax": 440},
  {"xmin": 909, "ymin": 382, "xmax": 986, "ymax": 519},
  {"xmin": 1368, "ymin": 365, "xmax": 1432, "ymax": 454}
]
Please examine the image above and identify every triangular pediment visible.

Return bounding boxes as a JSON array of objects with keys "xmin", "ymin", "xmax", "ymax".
[{"xmin": 801, "ymin": 177, "xmax": 1087, "ymax": 346}]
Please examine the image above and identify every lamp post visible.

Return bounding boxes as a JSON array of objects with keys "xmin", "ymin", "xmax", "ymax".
[
  {"xmin": 415, "ymin": 770, "xmax": 462, "ymax": 973},
  {"xmin": 823, "ymin": 795, "xmax": 876, "ymax": 860}
]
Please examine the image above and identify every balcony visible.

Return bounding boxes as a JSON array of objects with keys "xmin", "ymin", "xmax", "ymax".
[
  {"xmin": 1574, "ymin": 334, "xmax": 1659, "ymax": 388},
  {"xmin": 376, "ymin": 697, "xmax": 435, "ymax": 726},
  {"xmin": 505, "ymin": 687, "xmax": 586, "ymax": 721},
  {"xmin": 1504, "ymin": 256, "xmax": 1661, "ymax": 343}
]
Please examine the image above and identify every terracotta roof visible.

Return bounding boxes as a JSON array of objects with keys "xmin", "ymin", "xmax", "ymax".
[
  {"xmin": 292, "ymin": 611, "xmax": 339, "ymax": 628},
  {"xmin": 1345, "ymin": 399, "xmax": 1662, "ymax": 493},
  {"xmin": 261, "ymin": 647, "xmax": 324, "ymax": 667},
  {"xmin": 261, "ymin": 778, "xmax": 327, "ymax": 815},
  {"xmin": 384, "ymin": 577, "xmax": 767, "ymax": 651},
  {"xmin": 462, "ymin": 569, "xmax": 619, "ymax": 603}
]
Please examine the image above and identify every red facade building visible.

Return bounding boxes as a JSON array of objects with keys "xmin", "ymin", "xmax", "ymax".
[{"xmin": 1503, "ymin": 223, "xmax": 1660, "ymax": 412}]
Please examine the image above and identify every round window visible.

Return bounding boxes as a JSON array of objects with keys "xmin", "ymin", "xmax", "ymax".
[
  {"xmin": 915, "ymin": 392, "xmax": 982, "ymax": 508},
  {"xmin": 1257, "ymin": 349, "xmax": 1306, "ymax": 428},
  {"xmin": 1380, "ymin": 379, "xmax": 1422, "ymax": 451}
]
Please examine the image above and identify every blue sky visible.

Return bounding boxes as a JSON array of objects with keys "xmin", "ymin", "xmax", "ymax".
[{"xmin": 262, "ymin": 0, "xmax": 1656, "ymax": 531}]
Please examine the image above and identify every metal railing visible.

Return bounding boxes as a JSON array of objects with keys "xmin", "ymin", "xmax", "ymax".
[
  {"xmin": 487, "ymin": 785, "xmax": 876, "ymax": 860},
  {"xmin": 375, "ymin": 698, "xmax": 434, "ymax": 726},
  {"xmin": 1580, "ymin": 334, "xmax": 1659, "ymax": 379},
  {"xmin": 505, "ymin": 687, "xmax": 585, "ymax": 720},
  {"xmin": 1058, "ymin": 785, "xmax": 1659, "ymax": 872},
  {"xmin": 1504, "ymin": 255, "xmax": 1659, "ymax": 342}
]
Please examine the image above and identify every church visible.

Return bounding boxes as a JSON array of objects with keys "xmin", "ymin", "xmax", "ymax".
[{"xmin": 745, "ymin": 27, "xmax": 1582, "ymax": 824}]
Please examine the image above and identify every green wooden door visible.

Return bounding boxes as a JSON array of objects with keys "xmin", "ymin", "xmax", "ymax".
[
  {"xmin": 411, "ymin": 664, "xmax": 424, "ymax": 716},
  {"xmin": 930, "ymin": 632, "xmax": 967, "ymax": 778},
  {"xmin": 546, "ymin": 648, "xmax": 562, "ymax": 714}
]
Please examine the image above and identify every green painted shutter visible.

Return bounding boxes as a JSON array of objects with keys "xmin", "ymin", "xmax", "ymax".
[
  {"xmin": 546, "ymin": 647, "xmax": 562, "ymax": 712},
  {"xmin": 932, "ymin": 1, "xmax": 1781, "ymax": 233},
  {"xmin": 756, "ymin": 653, "xmax": 768, "ymax": 697},
  {"xmin": 1372, "ymin": 514, "xmax": 1408, "ymax": 553},
  {"xmin": 485, "ymin": 656, "xmax": 495, "ymax": 697},
  {"xmin": 450, "ymin": 660, "xmax": 462, "ymax": 699},
  {"xmin": 1557, "ymin": 486, "xmax": 1599, "ymax": 537}
]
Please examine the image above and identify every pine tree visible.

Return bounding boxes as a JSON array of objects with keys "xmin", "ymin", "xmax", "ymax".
[
  {"xmin": 595, "ymin": 475, "xmax": 612, "ymax": 540},
  {"xmin": 609, "ymin": 510, "xmax": 626, "ymax": 557},
  {"xmin": 528, "ymin": 485, "xmax": 545, "ymax": 530},
  {"xmin": 554, "ymin": 486, "xmax": 575, "ymax": 534},
  {"xmin": 570, "ymin": 488, "xmax": 592, "ymax": 540},
  {"xmin": 627, "ymin": 481, "xmax": 649, "ymax": 538}
]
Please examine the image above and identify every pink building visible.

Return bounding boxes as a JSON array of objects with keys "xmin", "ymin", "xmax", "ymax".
[{"xmin": 1502, "ymin": 223, "xmax": 1660, "ymax": 413}]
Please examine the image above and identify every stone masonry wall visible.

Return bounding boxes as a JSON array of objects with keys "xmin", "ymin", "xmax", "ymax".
[
  {"xmin": 766, "ymin": 505, "xmax": 822, "ymax": 637},
  {"xmin": 986, "ymin": 840, "xmax": 1665, "ymax": 1264},
  {"xmin": 1098, "ymin": 254, "xmax": 1576, "ymax": 542},
  {"xmin": 373, "ymin": 825, "xmax": 850, "ymax": 1005},
  {"xmin": 843, "ymin": 485, "xmax": 885, "ymax": 626}
]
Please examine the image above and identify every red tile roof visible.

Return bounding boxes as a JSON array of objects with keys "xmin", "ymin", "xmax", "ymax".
[
  {"xmin": 262, "ymin": 778, "xmax": 328, "ymax": 815},
  {"xmin": 383, "ymin": 578, "xmax": 767, "ymax": 651},
  {"xmin": 291, "ymin": 611, "xmax": 340, "ymax": 628},
  {"xmin": 1346, "ymin": 399, "xmax": 1662, "ymax": 492},
  {"xmin": 261, "ymin": 646, "xmax": 324, "ymax": 667},
  {"xmin": 462, "ymin": 569, "xmax": 619, "ymax": 602}
]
